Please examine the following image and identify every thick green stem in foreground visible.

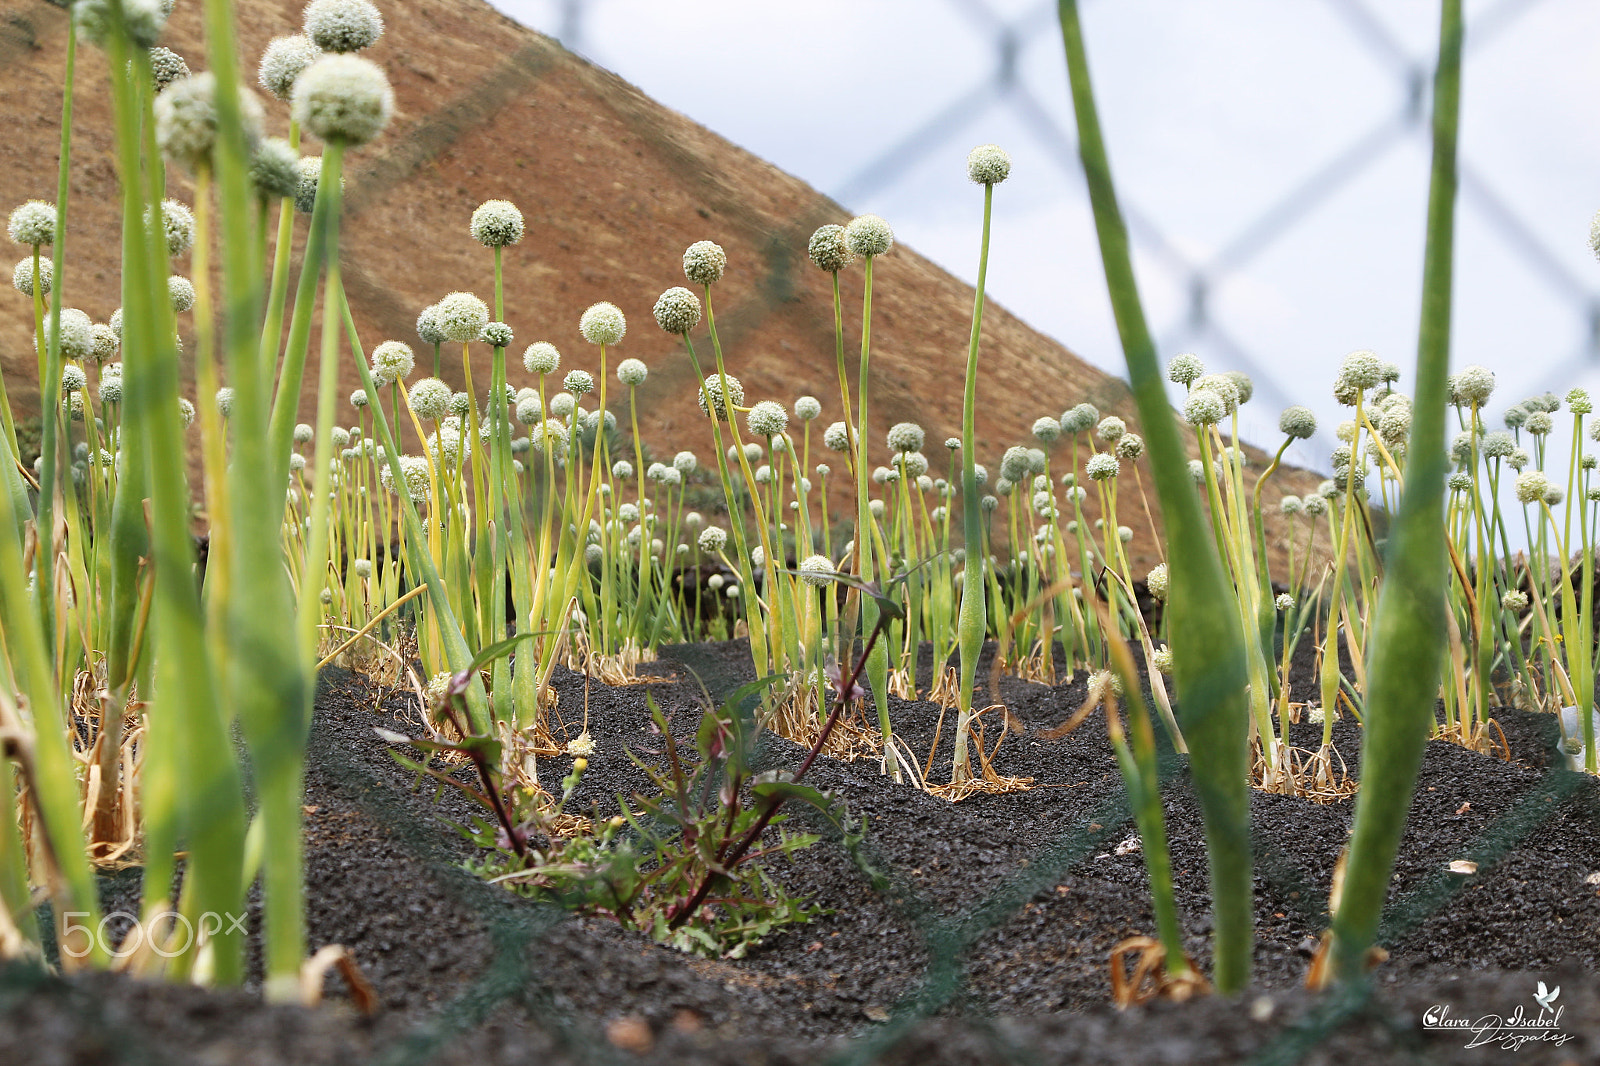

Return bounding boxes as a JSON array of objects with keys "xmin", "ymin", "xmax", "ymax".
[
  {"xmin": 951, "ymin": 183, "xmax": 993, "ymax": 783},
  {"xmin": 1329, "ymin": 0, "xmax": 1460, "ymax": 984},
  {"xmin": 1058, "ymin": 0, "xmax": 1253, "ymax": 993}
]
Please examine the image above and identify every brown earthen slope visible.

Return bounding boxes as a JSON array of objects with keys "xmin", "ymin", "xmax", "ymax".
[{"xmin": 0, "ymin": 0, "xmax": 1323, "ymax": 576}]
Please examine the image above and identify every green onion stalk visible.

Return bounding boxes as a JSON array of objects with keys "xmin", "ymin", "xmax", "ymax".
[
  {"xmin": 1329, "ymin": 0, "xmax": 1460, "ymax": 984},
  {"xmin": 1059, "ymin": 0, "xmax": 1254, "ymax": 992}
]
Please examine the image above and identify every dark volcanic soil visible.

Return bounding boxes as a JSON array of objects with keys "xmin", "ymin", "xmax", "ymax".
[{"xmin": 3, "ymin": 641, "xmax": 1598, "ymax": 1065}]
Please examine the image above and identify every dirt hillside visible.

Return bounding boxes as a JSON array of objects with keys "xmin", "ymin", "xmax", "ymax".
[{"xmin": 0, "ymin": 0, "xmax": 1323, "ymax": 575}]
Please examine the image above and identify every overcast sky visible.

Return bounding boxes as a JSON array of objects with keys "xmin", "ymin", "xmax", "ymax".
[{"xmin": 488, "ymin": 0, "xmax": 1600, "ymax": 487}]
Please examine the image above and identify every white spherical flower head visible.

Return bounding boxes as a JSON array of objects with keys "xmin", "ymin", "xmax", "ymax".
[
  {"xmin": 652, "ymin": 287, "xmax": 701, "ymax": 335},
  {"xmin": 471, "ymin": 199, "xmax": 524, "ymax": 247},
  {"xmin": 579, "ymin": 301, "xmax": 626, "ymax": 345},
  {"xmin": 1448, "ymin": 364, "xmax": 1495, "ymax": 408},
  {"xmin": 743, "ymin": 442, "xmax": 765, "ymax": 463},
  {"xmin": 1191, "ymin": 374, "xmax": 1239, "ymax": 414},
  {"xmin": 900, "ymin": 451, "xmax": 930, "ymax": 478},
  {"xmin": 1167, "ymin": 352, "xmax": 1204, "ymax": 386},
  {"xmin": 176, "ymin": 396, "xmax": 196, "ymax": 427},
  {"xmin": 431, "ymin": 291, "xmax": 489, "ymax": 344},
  {"xmin": 1096, "ymin": 415, "xmax": 1126, "ymax": 443},
  {"xmin": 612, "ymin": 461, "xmax": 635, "ymax": 482},
  {"xmin": 304, "ymin": 0, "xmax": 384, "ymax": 53},
  {"xmin": 251, "ymin": 138, "xmax": 301, "ymax": 201},
  {"xmin": 350, "ymin": 388, "xmax": 369, "ymax": 408},
  {"xmin": 747, "ymin": 400, "xmax": 788, "ymax": 438},
  {"xmin": 562, "ymin": 369, "xmax": 594, "ymax": 396},
  {"xmin": 966, "ymin": 144, "xmax": 1011, "ymax": 185},
  {"xmin": 799, "ymin": 554, "xmax": 835, "ymax": 587},
  {"xmin": 156, "ymin": 73, "xmax": 266, "ymax": 172},
  {"xmin": 12, "ymin": 256, "xmax": 50, "ymax": 297},
  {"xmin": 482, "ymin": 322, "xmax": 513, "ymax": 349},
  {"xmin": 792, "ymin": 396, "xmax": 822, "ymax": 423},
  {"xmin": 698, "ymin": 526, "xmax": 728, "ymax": 553},
  {"xmin": 548, "ymin": 393, "xmax": 576, "ymax": 419},
  {"xmin": 1086, "ymin": 453, "xmax": 1120, "ymax": 481},
  {"xmin": 1221, "ymin": 370, "xmax": 1253, "ymax": 406},
  {"xmin": 1525, "ymin": 411, "xmax": 1553, "ymax": 436},
  {"xmin": 371, "ymin": 339, "xmax": 415, "ymax": 385},
  {"xmin": 754, "ymin": 464, "xmax": 773, "ymax": 485},
  {"xmin": 293, "ymin": 54, "xmax": 393, "ymax": 147},
  {"xmin": 8, "ymin": 201, "xmax": 56, "ymax": 247},
  {"xmin": 1184, "ymin": 389, "xmax": 1226, "ymax": 427},
  {"xmin": 61, "ymin": 364, "xmax": 87, "ymax": 393},
  {"xmin": 616, "ymin": 358, "xmax": 649, "ymax": 387},
  {"xmin": 1145, "ymin": 563, "xmax": 1169, "ymax": 601},
  {"xmin": 75, "ymin": 0, "xmax": 167, "ymax": 50},
  {"xmin": 1275, "ymin": 592, "xmax": 1296, "ymax": 612},
  {"xmin": 42, "ymin": 309, "xmax": 95, "ymax": 362},
  {"xmin": 1567, "ymin": 387, "xmax": 1592, "ymax": 415},
  {"xmin": 293, "ymin": 422, "xmax": 314, "ymax": 444},
  {"xmin": 523, "ymin": 341, "xmax": 560, "ymax": 375},
  {"xmin": 845, "ymin": 214, "xmax": 893, "ymax": 258},
  {"xmin": 1115, "ymin": 433, "xmax": 1144, "ymax": 461},
  {"xmin": 168, "ymin": 275, "xmax": 196, "ymax": 313},
  {"xmin": 156, "ymin": 199, "xmax": 196, "ymax": 257},
  {"xmin": 408, "ymin": 377, "xmax": 452, "ymax": 421},
  {"xmin": 98, "ymin": 376, "xmax": 123, "ymax": 405},
  {"xmin": 696, "ymin": 374, "xmax": 744, "ymax": 421},
  {"xmin": 822, "ymin": 420, "xmax": 854, "ymax": 452},
  {"xmin": 215, "ymin": 386, "xmax": 237, "ymax": 417},
  {"xmin": 1277, "ymin": 405, "xmax": 1316, "ymax": 440},
  {"xmin": 259, "ymin": 34, "xmax": 320, "ymax": 101},
  {"xmin": 807, "ymin": 224, "xmax": 853, "ymax": 273},
  {"xmin": 1031, "ymin": 416, "xmax": 1061, "ymax": 443},
  {"xmin": 682, "ymin": 240, "xmax": 727, "ymax": 286},
  {"xmin": 294, "ymin": 155, "xmax": 339, "ymax": 214},
  {"xmin": 1334, "ymin": 349, "xmax": 1383, "ymax": 403},
  {"xmin": 885, "ymin": 421, "xmax": 924, "ymax": 453},
  {"xmin": 1514, "ymin": 471, "xmax": 1549, "ymax": 505},
  {"xmin": 514, "ymin": 395, "xmax": 543, "ymax": 426},
  {"xmin": 673, "ymin": 450, "xmax": 697, "ymax": 473}
]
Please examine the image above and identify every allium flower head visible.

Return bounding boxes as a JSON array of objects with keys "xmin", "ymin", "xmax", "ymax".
[
  {"xmin": 1060, "ymin": 402, "xmax": 1099, "ymax": 434},
  {"xmin": 1279, "ymin": 494, "xmax": 1303, "ymax": 516},
  {"xmin": 149, "ymin": 47, "xmax": 191, "ymax": 93},
  {"xmin": 748, "ymin": 400, "xmax": 788, "ymax": 437},
  {"xmin": 371, "ymin": 340, "xmax": 415, "ymax": 385},
  {"xmin": 471, "ymin": 199, "xmax": 524, "ymax": 247},
  {"xmin": 75, "ymin": 0, "xmax": 167, "ymax": 50},
  {"xmin": 293, "ymin": 422, "xmax": 314, "ymax": 444},
  {"xmin": 807, "ymin": 224, "xmax": 853, "ymax": 273},
  {"xmin": 518, "ymin": 342, "xmax": 558, "ymax": 376},
  {"xmin": 793, "ymin": 396, "xmax": 822, "ymax": 422},
  {"xmin": 157, "ymin": 73, "xmax": 265, "ymax": 172},
  {"xmin": 91, "ymin": 323, "xmax": 118, "ymax": 361},
  {"xmin": 548, "ymin": 393, "xmax": 575, "ymax": 419},
  {"xmin": 293, "ymin": 54, "xmax": 393, "ymax": 146},
  {"xmin": 1334, "ymin": 349, "xmax": 1383, "ymax": 403},
  {"xmin": 1303, "ymin": 493, "xmax": 1328, "ymax": 517},
  {"xmin": 168, "ymin": 275, "xmax": 196, "ymax": 312},
  {"xmin": 1480, "ymin": 430, "xmax": 1514, "ymax": 459},
  {"xmin": 799, "ymin": 554, "xmax": 835, "ymax": 587},
  {"xmin": 11, "ymin": 256, "xmax": 49, "ymax": 296},
  {"xmin": 1278, "ymin": 405, "xmax": 1316, "ymax": 440},
  {"xmin": 1514, "ymin": 470, "xmax": 1549, "ymax": 505},
  {"xmin": 1145, "ymin": 563, "xmax": 1169, "ymax": 601},
  {"xmin": 1377, "ymin": 406, "xmax": 1411, "ymax": 444},
  {"xmin": 152, "ymin": 199, "xmax": 197, "ymax": 257},
  {"xmin": 434, "ymin": 291, "xmax": 489, "ymax": 343},
  {"xmin": 390, "ymin": 455, "xmax": 432, "ymax": 502},
  {"xmin": 613, "ymin": 358, "xmax": 647, "ymax": 387},
  {"xmin": 408, "ymin": 377, "xmax": 452, "ymax": 421},
  {"xmin": 1448, "ymin": 364, "xmax": 1496, "ymax": 407},
  {"xmin": 294, "ymin": 155, "xmax": 344, "ymax": 214},
  {"xmin": 887, "ymin": 421, "xmax": 924, "ymax": 453},
  {"xmin": 350, "ymin": 388, "xmax": 369, "ymax": 408},
  {"xmin": 1184, "ymin": 389, "xmax": 1225, "ymax": 426},
  {"xmin": 1167, "ymin": 352, "xmax": 1204, "ymax": 386},
  {"xmin": 1525, "ymin": 411, "xmax": 1553, "ymax": 436},
  {"xmin": 1031, "ymin": 416, "xmax": 1060, "ymax": 443},
  {"xmin": 900, "ymin": 451, "xmax": 929, "ymax": 478},
  {"xmin": 304, "ymin": 0, "xmax": 384, "ymax": 53},
  {"xmin": 1446, "ymin": 471, "xmax": 1472, "ymax": 493},
  {"xmin": 259, "ymin": 34, "xmax": 320, "ymax": 100},
  {"xmin": 514, "ymin": 394, "xmax": 542, "ymax": 425},
  {"xmin": 999, "ymin": 445, "xmax": 1031, "ymax": 482},
  {"xmin": 1567, "ymin": 387, "xmax": 1593, "ymax": 415},
  {"xmin": 563, "ymin": 369, "xmax": 594, "ymax": 395},
  {"xmin": 99, "ymin": 376, "xmax": 123, "ymax": 404},
  {"xmin": 822, "ymin": 420, "xmax": 854, "ymax": 451},
  {"xmin": 698, "ymin": 526, "xmax": 728, "ymax": 553},
  {"xmin": 1096, "ymin": 415, "xmax": 1126, "ymax": 443},
  {"xmin": 696, "ymin": 374, "xmax": 744, "ymax": 421},
  {"xmin": 580, "ymin": 301, "xmax": 626, "ymax": 345},
  {"xmin": 42, "ymin": 309, "xmax": 95, "ymax": 361},
  {"xmin": 482, "ymin": 321, "xmax": 513, "ymax": 348},
  {"xmin": 1115, "ymin": 433, "xmax": 1144, "ymax": 461},
  {"xmin": 9, "ymin": 200, "xmax": 56, "ymax": 247},
  {"xmin": 215, "ymin": 386, "xmax": 237, "ymax": 417},
  {"xmin": 966, "ymin": 144, "xmax": 1011, "ymax": 185},
  {"xmin": 1086, "ymin": 453, "xmax": 1120, "ymax": 481},
  {"xmin": 1192, "ymin": 374, "xmax": 1239, "ymax": 414},
  {"xmin": 652, "ymin": 286, "xmax": 700, "ymax": 335},
  {"xmin": 844, "ymin": 214, "xmax": 893, "ymax": 258},
  {"xmin": 61, "ymin": 364, "xmax": 87, "ymax": 393},
  {"xmin": 682, "ymin": 240, "xmax": 727, "ymax": 285},
  {"xmin": 673, "ymin": 450, "xmax": 697, "ymax": 473}
]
